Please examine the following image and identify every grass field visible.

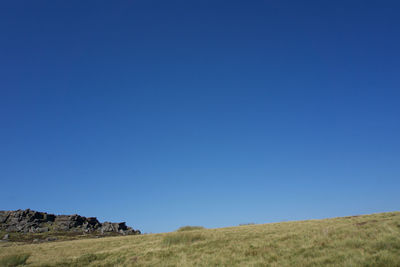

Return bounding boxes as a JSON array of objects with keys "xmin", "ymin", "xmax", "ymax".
[{"xmin": 0, "ymin": 211, "xmax": 399, "ymax": 266}]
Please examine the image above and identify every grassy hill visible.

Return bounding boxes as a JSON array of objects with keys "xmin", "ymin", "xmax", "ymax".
[{"xmin": 0, "ymin": 211, "xmax": 399, "ymax": 266}]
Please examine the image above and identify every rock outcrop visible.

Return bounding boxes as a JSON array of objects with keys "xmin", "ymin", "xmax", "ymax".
[{"xmin": 0, "ymin": 209, "xmax": 140, "ymax": 235}]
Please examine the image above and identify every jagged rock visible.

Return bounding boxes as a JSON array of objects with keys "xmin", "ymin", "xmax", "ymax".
[
  {"xmin": 0, "ymin": 211, "xmax": 10, "ymax": 223},
  {"xmin": 100, "ymin": 222, "xmax": 129, "ymax": 233},
  {"xmin": 54, "ymin": 214, "xmax": 86, "ymax": 229},
  {"xmin": 5, "ymin": 225, "xmax": 18, "ymax": 232},
  {"xmin": 44, "ymin": 213, "xmax": 56, "ymax": 222},
  {"xmin": 0, "ymin": 209, "xmax": 140, "ymax": 237}
]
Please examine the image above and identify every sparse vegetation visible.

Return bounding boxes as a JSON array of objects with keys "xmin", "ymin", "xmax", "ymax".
[{"xmin": 0, "ymin": 212, "xmax": 399, "ymax": 266}]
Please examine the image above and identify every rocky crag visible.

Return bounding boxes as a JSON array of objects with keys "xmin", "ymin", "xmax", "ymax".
[{"xmin": 0, "ymin": 209, "xmax": 140, "ymax": 236}]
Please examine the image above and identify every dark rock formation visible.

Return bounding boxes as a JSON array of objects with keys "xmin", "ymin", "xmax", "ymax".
[{"xmin": 0, "ymin": 209, "xmax": 140, "ymax": 235}]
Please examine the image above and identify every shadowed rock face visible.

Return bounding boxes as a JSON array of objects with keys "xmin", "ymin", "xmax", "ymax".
[{"xmin": 0, "ymin": 209, "xmax": 140, "ymax": 235}]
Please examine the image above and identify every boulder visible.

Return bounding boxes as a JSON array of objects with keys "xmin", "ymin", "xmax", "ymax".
[
  {"xmin": 45, "ymin": 236, "xmax": 58, "ymax": 242},
  {"xmin": 33, "ymin": 227, "xmax": 49, "ymax": 233}
]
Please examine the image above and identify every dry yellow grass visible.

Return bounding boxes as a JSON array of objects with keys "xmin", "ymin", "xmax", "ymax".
[{"xmin": 0, "ymin": 211, "xmax": 399, "ymax": 266}]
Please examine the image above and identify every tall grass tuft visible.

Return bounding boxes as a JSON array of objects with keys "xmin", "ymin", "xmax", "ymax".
[
  {"xmin": 0, "ymin": 253, "xmax": 30, "ymax": 267},
  {"xmin": 162, "ymin": 232, "xmax": 205, "ymax": 246},
  {"xmin": 176, "ymin": 226, "xmax": 205, "ymax": 232}
]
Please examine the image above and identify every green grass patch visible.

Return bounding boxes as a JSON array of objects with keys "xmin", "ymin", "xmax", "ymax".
[{"xmin": 0, "ymin": 253, "xmax": 30, "ymax": 267}]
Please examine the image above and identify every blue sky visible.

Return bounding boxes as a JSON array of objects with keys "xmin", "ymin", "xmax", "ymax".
[{"xmin": 1, "ymin": 1, "xmax": 399, "ymax": 233}]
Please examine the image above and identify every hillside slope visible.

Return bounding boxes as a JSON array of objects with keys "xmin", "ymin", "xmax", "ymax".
[{"xmin": 0, "ymin": 212, "xmax": 399, "ymax": 266}]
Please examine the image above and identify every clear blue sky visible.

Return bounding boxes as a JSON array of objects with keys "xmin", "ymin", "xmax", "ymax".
[{"xmin": 1, "ymin": 1, "xmax": 399, "ymax": 233}]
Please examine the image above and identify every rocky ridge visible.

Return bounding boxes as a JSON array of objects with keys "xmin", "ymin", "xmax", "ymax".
[{"xmin": 0, "ymin": 209, "xmax": 140, "ymax": 236}]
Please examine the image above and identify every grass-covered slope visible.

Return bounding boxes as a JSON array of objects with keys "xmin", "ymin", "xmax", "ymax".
[{"xmin": 0, "ymin": 212, "xmax": 399, "ymax": 266}]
